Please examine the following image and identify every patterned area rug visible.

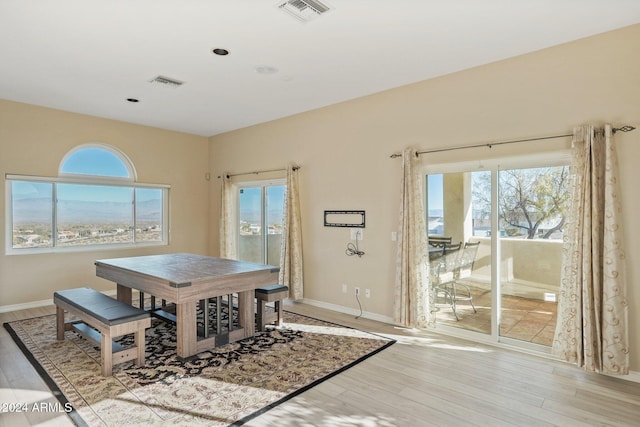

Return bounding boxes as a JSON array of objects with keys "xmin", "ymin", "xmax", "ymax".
[{"xmin": 4, "ymin": 311, "xmax": 394, "ymax": 426}]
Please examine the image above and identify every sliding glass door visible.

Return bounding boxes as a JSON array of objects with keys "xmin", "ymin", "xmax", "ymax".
[
  {"xmin": 496, "ymin": 166, "xmax": 567, "ymax": 346},
  {"xmin": 427, "ymin": 170, "xmax": 493, "ymax": 335},
  {"xmin": 426, "ymin": 156, "xmax": 568, "ymax": 350},
  {"xmin": 237, "ymin": 181, "xmax": 285, "ymax": 266}
]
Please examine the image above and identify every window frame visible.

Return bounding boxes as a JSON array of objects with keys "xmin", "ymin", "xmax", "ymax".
[{"xmin": 235, "ymin": 178, "xmax": 286, "ymax": 265}]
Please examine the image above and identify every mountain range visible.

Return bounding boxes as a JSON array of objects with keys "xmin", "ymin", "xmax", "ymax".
[{"xmin": 13, "ymin": 198, "xmax": 161, "ymax": 224}]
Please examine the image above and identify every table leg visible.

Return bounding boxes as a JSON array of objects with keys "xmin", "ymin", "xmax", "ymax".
[
  {"xmin": 116, "ymin": 284, "xmax": 132, "ymax": 305},
  {"xmin": 56, "ymin": 305, "xmax": 65, "ymax": 340},
  {"xmin": 200, "ymin": 299, "xmax": 209, "ymax": 338},
  {"xmin": 216, "ymin": 296, "xmax": 222, "ymax": 334},
  {"xmin": 176, "ymin": 302, "xmax": 197, "ymax": 358},
  {"xmin": 238, "ymin": 290, "xmax": 255, "ymax": 339}
]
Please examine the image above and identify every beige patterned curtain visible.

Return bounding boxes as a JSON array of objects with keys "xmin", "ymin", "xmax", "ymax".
[
  {"xmin": 394, "ymin": 148, "xmax": 431, "ymax": 328},
  {"xmin": 552, "ymin": 124, "xmax": 629, "ymax": 374},
  {"xmin": 219, "ymin": 174, "xmax": 237, "ymax": 259},
  {"xmin": 279, "ymin": 165, "xmax": 304, "ymax": 300}
]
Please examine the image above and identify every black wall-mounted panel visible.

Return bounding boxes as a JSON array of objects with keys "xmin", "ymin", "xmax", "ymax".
[{"xmin": 324, "ymin": 210, "xmax": 365, "ymax": 228}]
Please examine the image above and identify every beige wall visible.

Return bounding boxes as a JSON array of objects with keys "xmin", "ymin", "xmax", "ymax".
[
  {"xmin": 0, "ymin": 100, "xmax": 210, "ymax": 306},
  {"xmin": 442, "ymin": 173, "xmax": 465, "ymax": 245},
  {"xmin": 209, "ymin": 24, "xmax": 640, "ymax": 370}
]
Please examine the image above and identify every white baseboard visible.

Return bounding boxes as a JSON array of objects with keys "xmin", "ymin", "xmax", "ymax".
[
  {"xmin": 0, "ymin": 298, "xmax": 53, "ymax": 313},
  {"xmin": 291, "ymin": 297, "xmax": 395, "ymax": 325},
  {"xmin": 613, "ymin": 370, "xmax": 640, "ymax": 383},
  {"xmin": 0, "ymin": 289, "xmax": 118, "ymax": 314}
]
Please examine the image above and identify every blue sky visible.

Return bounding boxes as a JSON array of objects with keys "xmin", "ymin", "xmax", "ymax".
[
  {"xmin": 58, "ymin": 184, "xmax": 132, "ymax": 203},
  {"xmin": 427, "ymin": 174, "xmax": 443, "ymax": 211},
  {"xmin": 11, "ymin": 181, "xmax": 51, "ymax": 200},
  {"xmin": 239, "ymin": 185, "xmax": 285, "ymax": 222},
  {"xmin": 61, "ymin": 147, "xmax": 130, "ymax": 177}
]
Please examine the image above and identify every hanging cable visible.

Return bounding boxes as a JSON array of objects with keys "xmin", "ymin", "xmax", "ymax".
[
  {"xmin": 345, "ymin": 230, "xmax": 365, "ymax": 257},
  {"xmin": 354, "ymin": 290, "xmax": 363, "ymax": 320}
]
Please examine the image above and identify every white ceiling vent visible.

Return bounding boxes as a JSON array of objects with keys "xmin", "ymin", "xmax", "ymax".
[
  {"xmin": 278, "ymin": 0, "xmax": 331, "ymax": 23},
  {"xmin": 148, "ymin": 75, "xmax": 184, "ymax": 88}
]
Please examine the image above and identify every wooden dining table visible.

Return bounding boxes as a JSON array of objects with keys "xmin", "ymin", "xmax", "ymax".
[{"xmin": 95, "ymin": 253, "xmax": 280, "ymax": 358}]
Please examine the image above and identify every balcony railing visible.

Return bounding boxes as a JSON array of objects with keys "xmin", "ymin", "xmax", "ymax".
[{"xmin": 238, "ymin": 234, "xmax": 282, "ymax": 266}]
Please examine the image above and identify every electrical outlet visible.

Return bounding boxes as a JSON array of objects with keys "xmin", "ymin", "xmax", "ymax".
[
  {"xmin": 341, "ymin": 283, "xmax": 347, "ymax": 293},
  {"xmin": 350, "ymin": 229, "xmax": 363, "ymax": 241},
  {"xmin": 354, "ymin": 287, "xmax": 360, "ymax": 296},
  {"xmin": 365, "ymin": 288, "xmax": 371, "ymax": 298}
]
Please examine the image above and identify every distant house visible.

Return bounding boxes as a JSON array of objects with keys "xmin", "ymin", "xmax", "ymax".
[{"xmin": 57, "ymin": 231, "xmax": 79, "ymax": 240}]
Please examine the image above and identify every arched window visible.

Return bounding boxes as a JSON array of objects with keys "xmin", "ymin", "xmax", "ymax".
[
  {"xmin": 7, "ymin": 144, "xmax": 168, "ymax": 253},
  {"xmin": 59, "ymin": 144, "xmax": 136, "ymax": 179}
]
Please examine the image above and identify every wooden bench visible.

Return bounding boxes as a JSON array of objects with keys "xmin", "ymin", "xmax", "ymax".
[
  {"xmin": 255, "ymin": 285, "xmax": 288, "ymax": 332},
  {"xmin": 54, "ymin": 287, "xmax": 151, "ymax": 376}
]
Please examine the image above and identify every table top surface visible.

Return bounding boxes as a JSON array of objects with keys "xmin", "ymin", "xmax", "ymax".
[{"xmin": 95, "ymin": 253, "xmax": 279, "ymax": 286}]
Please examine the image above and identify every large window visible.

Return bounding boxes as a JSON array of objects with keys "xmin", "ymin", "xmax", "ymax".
[{"xmin": 6, "ymin": 144, "xmax": 169, "ymax": 253}]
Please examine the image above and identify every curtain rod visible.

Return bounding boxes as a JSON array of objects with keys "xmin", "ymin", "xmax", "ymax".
[
  {"xmin": 389, "ymin": 125, "xmax": 636, "ymax": 158},
  {"xmin": 217, "ymin": 165, "xmax": 300, "ymax": 179}
]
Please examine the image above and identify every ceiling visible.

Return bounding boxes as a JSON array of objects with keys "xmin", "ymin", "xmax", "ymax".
[{"xmin": 2, "ymin": 1, "xmax": 640, "ymax": 137}]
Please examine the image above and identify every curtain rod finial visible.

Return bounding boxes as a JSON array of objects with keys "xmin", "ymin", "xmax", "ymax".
[{"xmin": 614, "ymin": 125, "xmax": 636, "ymax": 133}]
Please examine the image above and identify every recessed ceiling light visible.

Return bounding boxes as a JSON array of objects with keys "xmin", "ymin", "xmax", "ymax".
[
  {"xmin": 126, "ymin": 98, "xmax": 140, "ymax": 103},
  {"xmin": 212, "ymin": 48, "xmax": 229, "ymax": 56},
  {"xmin": 255, "ymin": 65, "xmax": 279, "ymax": 75}
]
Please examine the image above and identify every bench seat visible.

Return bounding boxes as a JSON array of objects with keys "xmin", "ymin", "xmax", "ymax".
[
  {"xmin": 255, "ymin": 285, "xmax": 288, "ymax": 332},
  {"xmin": 54, "ymin": 287, "xmax": 151, "ymax": 376}
]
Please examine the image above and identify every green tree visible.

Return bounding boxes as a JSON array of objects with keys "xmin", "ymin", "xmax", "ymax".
[{"xmin": 473, "ymin": 166, "xmax": 570, "ymax": 239}]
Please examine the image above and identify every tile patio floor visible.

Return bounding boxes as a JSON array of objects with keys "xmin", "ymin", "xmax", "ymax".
[{"xmin": 434, "ymin": 282, "xmax": 558, "ymax": 347}]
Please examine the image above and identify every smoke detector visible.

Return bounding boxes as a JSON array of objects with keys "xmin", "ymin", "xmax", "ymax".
[
  {"xmin": 148, "ymin": 75, "xmax": 185, "ymax": 88},
  {"xmin": 277, "ymin": 0, "xmax": 331, "ymax": 23}
]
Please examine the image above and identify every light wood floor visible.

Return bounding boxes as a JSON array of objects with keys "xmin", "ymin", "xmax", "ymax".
[{"xmin": 2, "ymin": 303, "xmax": 640, "ymax": 427}]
